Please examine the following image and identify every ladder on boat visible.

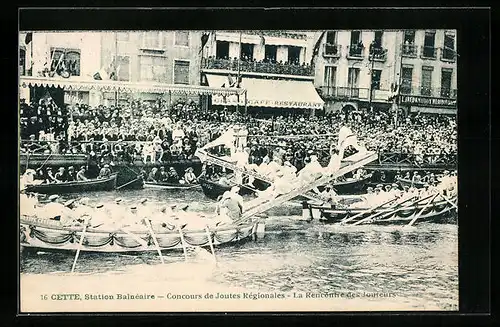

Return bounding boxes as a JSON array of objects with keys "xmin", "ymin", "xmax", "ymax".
[
  {"xmin": 195, "ymin": 149, "xmax": 330, "ymax": 203},
  {"xmin": 240, "ymin": 151, "xmax": 378, "ymax": 220},
  {"xmin": 195, "ymin": 149, "xmax": 274, "ymax": 184}
]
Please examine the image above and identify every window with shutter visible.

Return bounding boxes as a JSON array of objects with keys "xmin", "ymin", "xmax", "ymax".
[
  {"xmin": 114, "ymin": 56, "xmax": 130, "ymax": 81},
  {"xmin": 348, "ymin": 68, "xmax": 360, "ymax": 88},
  {"xmin": 441, "ymin": 69, "xmax": 453, "ymax": 97},
  {"xmin": 175, "ymin": 31, "xmax": 190, "ymax": 46},
  {"xmin": 174, "ymin": 60, "xmax": 190, "ymax": 85},
  {"xmin": 324, "ymin": 66, "xmax": 336, "ymax": 96},
  {"xmin": 421, "ymin": 66, "xmax": 433, "ymax": 96},
  {"xmin": 401, "ymin": 66, "xmax": 413, "ymax": 94}
]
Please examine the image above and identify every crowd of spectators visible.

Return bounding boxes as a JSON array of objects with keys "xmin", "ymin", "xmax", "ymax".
[{"xmin": 20, "ymin": 96, "xmax": 457, "ymax": 169}]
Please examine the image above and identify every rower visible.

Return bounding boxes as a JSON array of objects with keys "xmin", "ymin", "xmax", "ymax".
[
  {"xmin": 105, "ymin": 198, "xmax": 127, "ymax": 223},
  {"xmin": 216, "ymin": 191, "xmax": 241, "ymax": 225},
  {"xmin": 98, "ymin": 164, "xmax": 112, "ymax": 179},
  {"xmin": 89, "ymin": 203, "xmax": 109, "ymax": 228},
  {"xmin": 183, "ymin": 167, "xmax": 198, "ymax": 184},
  {"xmin": 76, "ymin": 166, "xmax": 89, "ymax": 181},
  {"xmin": 229, "ymin": 186, "xmax": 244, "ymax": 214},
  {"xmin": 137, "ymin": 198, "xmax": 152, "ymax": 221},
  {"xmin": 148, "ymin": 205, "xmax": 174, "ymax": 231},
  {"xmin": 147, "ymin": 168, "xmax": 159, "ymax": 182},
  {"xmin": 54, "ymin": 167, "xmax": 67, "ymax": 183},
  {"xmin": 320, "ymin": 185, "xmax": 338, "ymax": 206},
  {"xmin": 296, "ymin": 155, "xmax": 324, "ymax": 186},
  {"xmin": 71, "ymin": 197, "xmax": 94, "ymax": 226},
  {"xmin": 38, "ymin": 194, "xmax": 68, "ymax": 222},
  {"xmin": 67, "ymin": 166, "xmax": 76, "ymax": 182}
]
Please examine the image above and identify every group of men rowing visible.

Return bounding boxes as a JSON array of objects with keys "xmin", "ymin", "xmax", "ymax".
[{"xmin": 20, "ymin": 190, "xmax": 243, "ymax": 233}]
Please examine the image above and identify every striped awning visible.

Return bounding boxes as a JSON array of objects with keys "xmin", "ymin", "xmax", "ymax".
[
  {"xmin": 19, "ymin": 76, "xmax": 245, "ymax": 96},
  {"xmin": 206, "ymin": 74, "xmax": 324, "ymax": 110}
]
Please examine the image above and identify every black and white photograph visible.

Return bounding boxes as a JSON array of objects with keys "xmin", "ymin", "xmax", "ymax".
[{"xmin": 19, "ymin": 25, "xmax": 460, "ymax": 312}]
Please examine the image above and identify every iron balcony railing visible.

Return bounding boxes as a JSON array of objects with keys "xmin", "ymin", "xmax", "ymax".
[
  {"xmin": 323, "ymin": 43, "xmax": 341, "ymax": 58},
  {"xmin": 201, "ymin": 57, "xmax": 314, "ymax": 76},
  {"xmin": 399, "ymin": 86, "xmax": 457, "ymax": 99},
  {"xmin": 420, "ymin": 46, "xmax": 437, "ymax": 59},
  {"xmin": 370, "ymin": 47, "xmax": 388, "ymax": 61},
  {"xmin": 347, "ymin": 44, "xmax": 365, "ymax": 59},
  {"xmin": 401, "ymin": 44, "xmax": 418, "ymax": 57},
  {"xmin": 320, "ymin": 86, "xmax": 392, "ymax": 102}
]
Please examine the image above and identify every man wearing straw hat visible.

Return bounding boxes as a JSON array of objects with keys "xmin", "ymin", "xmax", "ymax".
[{"xmin": 38, "ymin": 194, "xmax": 67, "ymax": 222}]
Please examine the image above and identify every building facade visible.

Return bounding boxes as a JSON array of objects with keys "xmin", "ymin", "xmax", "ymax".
[
  {"xmin": 200, "ymin": 30, "xmax": 324, "ymax": 115},
  {"xmin": 19, "ymin": 31, "xmax": 203, "ymax": 106},
  {"xmin": 313, "ymin": 29, "xmax": 457, "ymax": 114}
]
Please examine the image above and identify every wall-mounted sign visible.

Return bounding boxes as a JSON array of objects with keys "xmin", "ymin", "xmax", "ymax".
[{"xmin": 400, "ymin": 95, "xmax": 456, "ymax": 108}]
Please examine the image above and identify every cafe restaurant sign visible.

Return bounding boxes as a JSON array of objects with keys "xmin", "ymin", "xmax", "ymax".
[{"xmin": 400, "ymin": 95, "xmax": 456, "ymax": 108}]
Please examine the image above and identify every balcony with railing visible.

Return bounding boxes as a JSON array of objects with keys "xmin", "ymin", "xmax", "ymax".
[
  {"xmin": 400, "ymin": 86, "xmax": 457, "ymax": 99},
  {"xmin": 347, "ymin": 44, "xmax": 365, "ymax": 59},
  {"xmin": 420, "ymin": 46, "xmax": 437, "ymax": 60},
  {"xmin": 370, "ymin": 46, "xmax": 388, "ymax": 62},
  {"xmin": 323, "ymin": 43, "xmax": 341, "ymax": 58},
  {"xmin": 401, "ymin": 44, "xmax": 418, "ymax": 57},
  {"xmin": 201, "ymin": 57, "xmax": 314, "ymax": 76},
  {"xmin": 440, "ymin": 47, "xmax": 457, "ymax": 62}
]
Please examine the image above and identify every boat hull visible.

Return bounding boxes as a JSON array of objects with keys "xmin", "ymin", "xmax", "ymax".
[
  {"xmin": 20, "ymin": 216, "xmax": 258, "ymax": 253},
  {"xmin": 317, "ymin": 173, "xmax": 373, "ymax": 194},
  {"xmin": 199, "ymin": 178, "xmax": 259, "ymax": 200},
  {"xmin": 397, "ymin": 177, "xmax": 426, "ymax": 189},
  {"xmin": 24, "ymin": 174, "xmax": 118, "ymax": 194},
  {"xmin": 306, "ymin": 196, "xmax": 457, "ymax": 225},
  {"xmin": 143, "ymin": 182, "xmax": 202, "ymax": 190}
]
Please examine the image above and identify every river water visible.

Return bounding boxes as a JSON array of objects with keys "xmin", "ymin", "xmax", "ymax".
[{"xmin": 20, "ymin": 188, "xmax": 458, "ymax": 312}]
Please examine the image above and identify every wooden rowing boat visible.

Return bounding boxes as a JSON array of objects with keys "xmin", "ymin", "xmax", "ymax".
[
  {"xmin": 198, "ymin": 177, "xmax": 268, "ymax": 200},
  {"xmin": 317, "ymin": 173, "xmax": 373, "ymax": 194},
  {"xmin": 23, "ymin": 173, "xmax": 118, "ymax": 194},
  {"xmin": 303, "ymin": 194, "xmax": 457, "ymax": 225},
  {"xmin": 144, "ymin": 181, "xmax": 201, "ymax": 190},
  {"xmin": 20, "ymin": 215, "xmax": 259, "ymax": 253},
  {"xmin": 396, "ymin": 177, "xmax": 427, "ymax": 189}
]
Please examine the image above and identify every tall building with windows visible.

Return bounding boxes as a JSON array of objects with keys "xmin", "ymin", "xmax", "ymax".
[
  {"xmin": 200, "ymin": 30, "xmax": 324, "ymax": 114},
  {"xmin": 99, "ymin": 31, "xmax": 202, "ymax": 105},
  {"xmin": 19, "ymin": 31, "xmax": 203, "ymax": 106},
  {"xmin": 313, "ymin": 29, "xmax": 457, "ymax": 114}
]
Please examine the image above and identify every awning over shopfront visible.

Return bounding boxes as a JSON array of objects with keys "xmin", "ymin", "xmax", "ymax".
[
  {"xmin": 205, "ymin": 74, "xmax": 324, "ymax": 110},
  {"xmin": 19, "ymin": 76, "xmax": 245, "ymax": 97}
]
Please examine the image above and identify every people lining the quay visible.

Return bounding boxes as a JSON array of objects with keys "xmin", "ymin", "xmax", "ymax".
[{"xmin": 20, "ymin": 96, "xmax": 457, "ymax": 171}]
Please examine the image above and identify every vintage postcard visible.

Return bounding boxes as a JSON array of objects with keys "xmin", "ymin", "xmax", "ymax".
[{"xmin": 19, "ymin": 27, "xmax": 458, "ymax": 312}]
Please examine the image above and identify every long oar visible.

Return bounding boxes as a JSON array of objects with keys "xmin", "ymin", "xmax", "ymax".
[
  {"xmin": 143, "ymin": 218, "xmax": 164, "ymax": 264},
  {"xmin": 406, "ymin": 192, "xmax": 441, "ymax": 227},
  {"xmin": 436, "ymin": 192, "xmax": 458, "ymax": 210},
  {"xmin": 205, "ymin": 226, "xmax": 217, "ymax": 265},
  {"xmin": 177, "ymin": 224, "xmax": 188, "ymax": 262},
  {"xmin": 38, "ymin": 151, "xmax": 53, "ymax": 171},
  {"xmin": 357, "ymin": 193, "xmax": 438, "ymax": 226},
  {"xmin": 339, "ymin": 196, "xmax": 399, "ymax": 225},
  {"xmin": 116, "ymin": 176, "xmax": 142, "ymax": 190},
  {"xmin": 71, "ymin": 216, "xmax": 90, "ymax": 273},
  {"xmin": 350, "ymin": 195, "xmax": 418, "ymax": 226}
]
